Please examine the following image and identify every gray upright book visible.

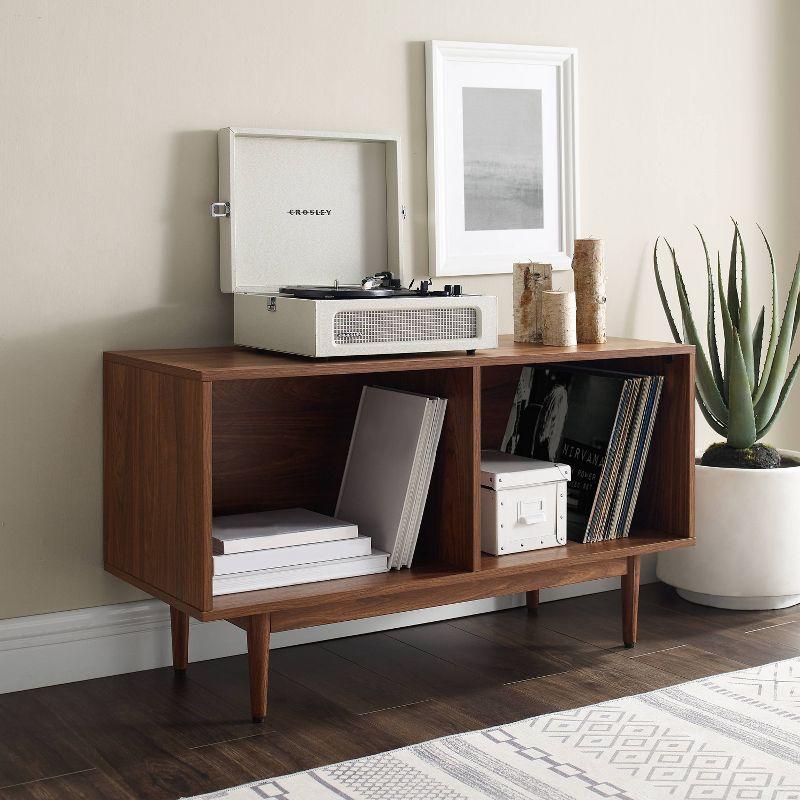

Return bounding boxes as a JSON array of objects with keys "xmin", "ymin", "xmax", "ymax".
[{"xmin": 336, "ymin": 386, "xmax": 446, "ymax": 569}]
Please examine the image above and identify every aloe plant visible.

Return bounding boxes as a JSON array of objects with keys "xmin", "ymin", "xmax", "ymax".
[{"xmin": 654, "ymin": 222, "xmax": 800, "ymax": 467}]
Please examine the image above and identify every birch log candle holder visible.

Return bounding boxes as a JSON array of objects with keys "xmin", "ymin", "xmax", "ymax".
[
  {"xmin": 541, "ymin": 290, "xmax": 577, "ymax": 347},
  {"xmin": 572, "ymin": 238, "xmax": 607, "ymax": 344},
  {"xmin": 513, "ymin": 262, "xmax": 552, "ymax": 343}
]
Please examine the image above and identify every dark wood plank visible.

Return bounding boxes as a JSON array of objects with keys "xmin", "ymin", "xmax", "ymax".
[
  {"xmin": 540, "ymin": 586, "xmax": 799, "ymax": 668},
  {"xmin": 99, "ymin": 748, "xmax": 258, "ymax": 800},
  {"xmin": 320, "ymin": 631, "xmax": 490, "ymax": 698},
  {"xmin": 635, "ymin": 586, "xmax": 800, "ymax": 666},
  {"xmin": 641, "ymin": 581, "xmax": 800, "ymax": 629},
  {"xmin": 535, "ymin": 585, "xmax": 711, "ymax": 653},
  {"xmin": 361, "ymin": 644, "xmax": 742, "ymax": 742},
  {"xmin": 270, "ymin": 642, "xmax": 430, "ymax": 715},
  {"xmin": 185, "ymin": 652, "xmax": 347, "ymax": 729},
  {"xmin": 105, "ymin": 337, "xmax": 693, "ymax": 381},
  {"xmin": 187, "ymin": 656, "xmax": 408, "ymax": 770},
  {"xmin": 0, "ymin": 692, "xmax": 94, "ymax": 788},
  {"xmin": 190, "ymin": 713, "xmax": 407, "ymax": 788},
  {"xmin": 104, "ymin": 362, "xmax": 212, "ymax": 610},
  {"xmin": 700, "ymin": 626, "xmax": 800, "ymax": 666},
  {"xmin": 447, "ymin": 607, "xmax": 597, "ymax": 668},
  {"xmin": 28, "ymin": 671, "xmax": 271, "ymax": 800},
  {"xmin": 179, "ymin": 731, "xmax": 344, "ymax": 795},
  {"xmin": 627, "ymin": 644, "xmax": 748, "ymax": 680},
  {"xmin": 738, "ymin": 619, "xmax": 800, "ymax": 648},
  {"xmin": 188, "ymin": 648, "xmax": 408, "ymax": 764},
  {"xmin": 509, "ymin": 653, "xmax": 682, "ymax": 710},
  {"xmin": 0, "ymin": 771, "xmax": 133, "ymax": 800},
  {"xmin": 637, "ymin": 586, "xmax": 800, "ymax": 665},
  {"xmin": 387, "ymin": 620, "xmax": 583, "ymax": 684},
  {"xmin": 358, "ymin": 698, "xmax": 488, "ymax": 744},
  {"xmin": 35, "ymin": 668, "xmax": 266, "ymax": 758},
  {"xmin": 428, "ymin": 681, "xmax": 560, "ymax": 728}
]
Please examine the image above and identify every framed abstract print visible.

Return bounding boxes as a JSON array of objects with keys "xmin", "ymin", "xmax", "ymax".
[{"xmin": 426, "ymin": 41, "xmax": 578, "ymax": 275}]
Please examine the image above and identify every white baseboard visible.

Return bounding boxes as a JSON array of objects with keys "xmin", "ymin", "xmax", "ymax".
[{"xmin": 0, "ymin": 557, "xmax": 656, "ymax": 694}]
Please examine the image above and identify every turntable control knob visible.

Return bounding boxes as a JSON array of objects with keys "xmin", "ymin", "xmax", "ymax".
[
  {"xmin": 453, "ymin": 284, "xmax": 463, "ymax": 296},
  {"xmin": 443, "ymin": 284, "xmax": 452, "ymax": 296}
]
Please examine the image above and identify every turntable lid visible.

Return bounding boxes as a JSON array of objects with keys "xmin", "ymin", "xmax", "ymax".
[{"xmin": 215, "ymin": 128, "xmax": 404, "ymax": 293}]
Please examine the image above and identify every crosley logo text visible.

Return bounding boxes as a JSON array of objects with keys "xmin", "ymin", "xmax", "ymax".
[{"xmin": 287, "ymin": 209, "xmax": 332, "ymax": 215}]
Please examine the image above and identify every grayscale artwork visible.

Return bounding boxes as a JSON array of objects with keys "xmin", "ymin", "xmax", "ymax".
[{"xmin": 462, "ymin": 87, "xmax": 543, "ymax": 232}]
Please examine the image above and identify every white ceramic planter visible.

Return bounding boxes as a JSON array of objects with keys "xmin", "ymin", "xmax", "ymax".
[{"xmin": 657, "ymin": 449, "xmax": 800, "ymax": 610}]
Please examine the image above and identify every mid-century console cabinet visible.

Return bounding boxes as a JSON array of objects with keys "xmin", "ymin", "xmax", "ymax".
[{"xmin": 104, "ymin": 337, "xmax": 695, "ymax": 721}]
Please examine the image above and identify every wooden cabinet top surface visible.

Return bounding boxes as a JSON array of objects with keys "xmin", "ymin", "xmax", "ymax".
[{"xmin": 105, "ymin": 336, "xmax": 693, "ymax": 381}]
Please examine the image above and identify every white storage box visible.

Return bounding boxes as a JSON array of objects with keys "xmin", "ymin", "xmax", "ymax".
[{"xmin": 480, "ymin": 450, "xmax": 570, "ymax": 556}]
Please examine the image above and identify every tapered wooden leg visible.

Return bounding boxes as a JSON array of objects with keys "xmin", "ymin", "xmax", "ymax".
[
  {"xmin": 170, "ymin": 607, "xmax": 189, "ymax": 675},
  {"xmin": 247, "ymin": 614, "xmax": 270, "ymax": 723},
  {"xmin": 526, "ymin": 589, "xmax": 540, "ymax": 613},
  {"xmin": 621, "ymin": 555, "xmax": 640, "ymax": 648}
]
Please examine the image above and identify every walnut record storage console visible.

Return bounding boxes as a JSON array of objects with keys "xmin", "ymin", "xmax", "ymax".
[{"xmin": 103, "ymin": 337, "xmax": 695, "ymax": 721}]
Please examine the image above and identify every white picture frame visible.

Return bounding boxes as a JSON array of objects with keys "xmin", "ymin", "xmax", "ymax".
[{"xmin": 425, "ymin": 41, "xmax": 578, "ymax": 276}]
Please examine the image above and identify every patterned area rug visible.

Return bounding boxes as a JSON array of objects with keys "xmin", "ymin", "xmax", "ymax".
[{"xmin": 187, "ymin": 658, "xmax": 800, "ymax": 799}]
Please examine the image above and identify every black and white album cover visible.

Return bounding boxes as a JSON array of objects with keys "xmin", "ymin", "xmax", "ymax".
[{"xmin": 501, "ymin": 367, "xmax": 627, "ymax": 538}]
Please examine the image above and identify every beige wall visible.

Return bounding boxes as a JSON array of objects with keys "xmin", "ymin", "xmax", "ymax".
[{"xmin": 1, "ymin": 0, "xmax": 798, "ymax": 619}]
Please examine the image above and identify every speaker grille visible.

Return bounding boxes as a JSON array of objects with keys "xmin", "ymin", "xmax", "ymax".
[{"xmin": 333, "ymin": 307, "xmax": 478, "ymax": 345}]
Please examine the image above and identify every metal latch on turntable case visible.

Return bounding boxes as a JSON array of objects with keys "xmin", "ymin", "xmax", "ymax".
[{"xmin": 210, "ymin": 202, "xmax": 231, "ymax": 218}]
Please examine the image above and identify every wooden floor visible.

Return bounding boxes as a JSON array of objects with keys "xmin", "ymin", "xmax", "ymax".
[{"xmin": 3, "ymin": 582, "xmax": 800, "ymax": 800}]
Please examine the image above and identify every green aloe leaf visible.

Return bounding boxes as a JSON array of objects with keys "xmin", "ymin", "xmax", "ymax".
[
  {"xmin": 757, "ymin": 352, "xmax": 800, "ymax": 439},
  {"xmin": 754, "ymin": 252, "xmax": 800, "ymax": 428},
  {"xmin": 795, "ymin": 294, "xmax": 800, "ymax": 341},
  {"xmin": 653, "ymin": 239, "xmax": 682, "ymax": 344},
  {"xmin": 728, "ymin": 221, "xmax": 740, "ymax": 330},
  {"xmin": 667, "ymin": 240, "xmax": 729, "ymax": 424},
  {"xmin": 753, "ymin": 225, "xmax": 779, "ymax": 403},
  {"xmin": 735, "ymin": 223, "xmax": 755, "ymax": 388},
  {"xmin": 695, "ymin": 227, "xmax": 724, "ymax": 396},
  {"xmin": 752, "ymin": 305, "xmax": 765, "ymax": 387},
  {"xmin": 717, "ymin": 254, "xmax": 734, "ymax": 407},
  {"xmin": 794, "ymin": 264, "xmax": 800, "ymax": 341},
  {"xmin": 726, "ymin": 330, "xmax": 757, "ymax": 448}
]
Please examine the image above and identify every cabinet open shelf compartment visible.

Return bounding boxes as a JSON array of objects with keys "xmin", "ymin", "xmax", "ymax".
[
  {"xmin": 104, "ymin": 336, "xmax": 695, "ymax": 719},
  {"xmin": 212, "ymin": 366, "xmax": 479, "ymax": 576}
]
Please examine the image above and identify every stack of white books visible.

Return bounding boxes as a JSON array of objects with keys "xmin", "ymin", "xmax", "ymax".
[
  {"xmin": 212, "ymin": 508, "xmax": 389, "ymax": 596},
  {"xmin": 336, "ymin": 386, "xmax": 447, "ymax": 569}
]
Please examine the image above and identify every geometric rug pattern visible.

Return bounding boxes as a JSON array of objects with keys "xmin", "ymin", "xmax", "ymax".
[{"xmin": 185, "ymin": 657, "xmax": 800, "ymax": 800}]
